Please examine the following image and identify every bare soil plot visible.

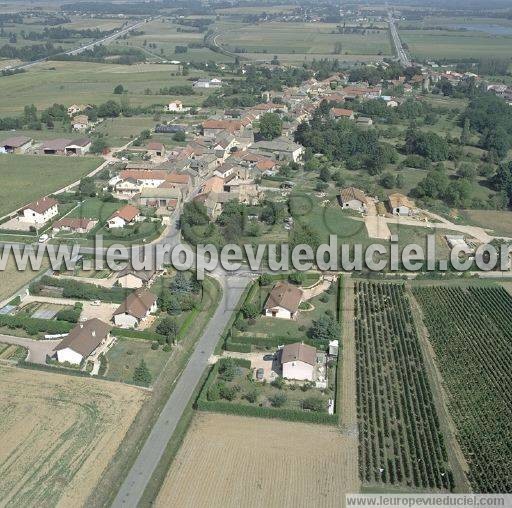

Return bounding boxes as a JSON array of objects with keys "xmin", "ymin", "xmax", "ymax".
[
  {"xmin": 0, "ymin": 364, "xmax": 146, "ymax": 507},
  {"xmin": 156, "ymin": 412, "xmax": 359, "ymax": 508}
]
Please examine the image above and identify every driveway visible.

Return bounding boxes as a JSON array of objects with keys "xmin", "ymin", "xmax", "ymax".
[
  {"xmin": 364, "ymin": 202, "xmax": 391, "ymax": 240},
  {"xmin": 221, "ymin": 351, "xmax": 280, "ymax": 381},
  {"xmin": 0, "ymin": 334, "xmax": 60, "ymax": 364},
  {"xmin": 21, "ymin": 295, "xmax": 118, "ymax": 323}
]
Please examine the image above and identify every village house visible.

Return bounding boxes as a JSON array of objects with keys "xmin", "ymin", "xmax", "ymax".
[
  {"xmin": 113, "ymin": 288, "xmax": 157, "ymax": 328},
  {"xmin": 52, "ymin": 218, "xmax": 97, "ymax": 234},
  {"xmin": 1, "ymin": 136, "xmax": 32, "ymax": 154},
  {"xmin": 21, "ymin": 197, "xmax": 59, "ymax": 225},
  {"xmin": 193, "ymin": 78, "xmax": 222, "ymax": 89},
  {"xmin": 339, "ymin": 187, "xmax": 368, "ymax": 212},
  {"xmin": 202, "ymin": 119, "xmax": 243, "ymax": 139},
  {"xmin": 161, "ymin": 173, "xmax": 192, "ymax": 197},
  {"xmin": 330, "ymin": 107, "xmax": 354, "ymax": 120},
  {"xmin": 107, "ymin": 204, "xmax": 141, "ymax": 229},
  {"xmin": 280, "ymin": 342, "xmax": 316, "ymax": 381},
  {"xmin": 167, "ymin": 100, "xmax": 183, "ymax": 112},
  {"xmin": 252, "ymin": 137, "xmax": 304, "ymax": 163},
  {"xmin": 388, "ymin": 193, "xmax": 414, "ymax": 216},
  {"xmin": 264, "ymin": 281, "xmax": 303, "ymax": 320},
  {"xmin": 138, "ymin": 187, "xmax": 181, "ymax": 209},
  {"xmin": 356, "ymin": 116, "xmax": 373, "ymax": 127},
  {"xmin": 72, "ymin": 115, "xmax": 89, "ymax": 131},
  {"xmin": 147, "ymin": 142, "xmax": 165, "ymax": 157},
  {"xmin": 55, "ymin": 318, "xmax": 112, "ymax": 365},
  {"xmin": 114, "ymin": 170, "xmax": 168, "ymax": 196},
  {"xmin": 115, "ymin": 266, "xmax": 158, "ymax": 289}
]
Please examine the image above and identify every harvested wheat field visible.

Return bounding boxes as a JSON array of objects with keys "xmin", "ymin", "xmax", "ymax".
[
  {"xmin": 156, "ymin": 412, "xmax": 359, "ymax": 508},
  {"xmin": 0, "ymin": 364, "xmax": 146, "ymax": 507}
]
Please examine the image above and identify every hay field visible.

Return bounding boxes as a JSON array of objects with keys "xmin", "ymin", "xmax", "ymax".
[
  {"xmin": 0, "ymin": 253, "xmax": 48, "ymax": 303},
  {"xmin": 156, "ymin": 412, "xmax": 359, "ymax": 508},
  {"xmin": 0, "ymin": 364, "xmax": 146, "ymax": 507},
  {"xmin": 218, "ymin": 22, "xmax": 391, "ymax": 57}
]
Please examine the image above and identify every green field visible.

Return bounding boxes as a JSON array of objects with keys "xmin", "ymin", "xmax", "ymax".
[
  {"xmin": 0, "ymin": 154, "xmax": 101, "ymax": 216},
  {"xmin": 401, "ymin": 29, "xmax": 512, "ymax": 60},
  {"xmin": 0, "ymin": 60, "xmax": 207, "ymax": 115},
  {"xmin": 94, "ymin": 116, "xmax": 158, "ymax": 147},
  {"xmin": 217, "ymin": 22, "xmax": 392, "ymax": 60},
  {"xmin": 121, "ymin": 19, "xmax": 232, "ymax": 64}
]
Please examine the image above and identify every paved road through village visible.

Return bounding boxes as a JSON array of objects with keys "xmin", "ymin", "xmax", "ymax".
[{"xmin": 112, "ymin": 272, "xmax": 250, "ymax": 507}]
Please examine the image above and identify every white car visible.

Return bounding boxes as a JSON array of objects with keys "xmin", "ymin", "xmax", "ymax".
[{"xmin": 38, "ymin": 234, "xmax": 49, "ymax": 243}]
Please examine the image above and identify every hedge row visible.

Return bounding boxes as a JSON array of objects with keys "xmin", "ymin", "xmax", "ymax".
[
  {"xmin": 224, "ymin": 341, "xmax": 251, "ymax": 353},
  {"xmin": 0, "ymin": 314, "xmax": 73, "ymax": 336},
  {"xmin": 196, "ymin": 398, "xmax": 337, "ymax": 425},
  {"xmin": 196, "ymin": 358, "xmax": 336, "ymax": 425},
  {"xmin": 230, "ymin": 334, "xmax": 327, "ymax": 350},
  {"xmin": 31, "ymin": 276, "xmax": 128, "ymax": 303},
  {"xmin": 18, "ymin": 359, "xmax": 90, "ymax": 377},
  {"xmin": 112, "ymin": 327, "xmax": 165, "ymax": 342}
]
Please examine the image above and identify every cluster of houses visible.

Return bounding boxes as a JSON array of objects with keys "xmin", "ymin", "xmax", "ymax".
[
  {"xmin": 17, "ymin": 198, "xmax": 150, "ymax": 235},
  {"xmin": 54, "ymin": 266, "xmax": 160, "ymax": 366},
  {"xmin": 339, "ymin": 186, "xmax": 415, "ymax": 216}
]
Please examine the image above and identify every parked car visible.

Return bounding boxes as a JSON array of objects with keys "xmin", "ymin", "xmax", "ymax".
[
  {"xmin": 256, "ymin": 368, "xmax": 264, "ymax": 380},
  {"xmin": 91, "ymin": 300, "xmax": 101, "ymax": 306},
  {"xmin": 38, "ymin": 234, "xmax": 49, "ymax": 243},
  {"xmin": 263, "ymin": 354, "xmax": 274, "ymax": 361}
]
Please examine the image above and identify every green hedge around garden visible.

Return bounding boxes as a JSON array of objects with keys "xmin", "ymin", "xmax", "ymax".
[
  {"xmin": 30, "ymin": 276, "xmax": 128, "ymax": 303},
  {"xmin": 0, "ymin": 314, "xmax": 73, "ymax": 336},
  {"xmin": 196, "ymin": 358, "xmax": 337, "ymax": 425}
]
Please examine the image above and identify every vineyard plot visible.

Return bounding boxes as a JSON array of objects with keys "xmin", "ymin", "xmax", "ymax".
[
  {"xmin": 413, "ymin": 285, "xmax": 512, "ymax": 493},
  {"xmin": 354, "ymin": 282, "xmax": 453, "ymax": 490}
]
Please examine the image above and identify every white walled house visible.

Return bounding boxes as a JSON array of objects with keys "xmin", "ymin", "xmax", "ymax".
[
  {"xmin": 389, "ymin": 193, "xmax": 414, "ymax": 216},
  {"xmin": 113, "ymin": 289, "xmax": 157, "ymax": 328},
  {"xmin": 107, "ymin": 205, "xmax": 141, "ymax": 229},
  {"xmin": 339, "ymin": 187, "xmax": 368, "ymax": 212},
  {"xmin": 21, "ymin": 197, "xmax": 59, "ymax": 225},
  {"xmin": 116, "ymin": 266, "xmax": 158, "ymax": 289},
  {"xmin": 168, "ymin": 100, "xmax": 183, "ymax": 112},
  {"xmin": 281, "ymin": 342, "xmax": 316, "ymax": 381},
  {"xmin": 55, "ymin": 319, "xmax": 111, "ymax": 365},
  {"xmin": 264, "ymin": 281, "xmax": 303, "ymax": 320}
]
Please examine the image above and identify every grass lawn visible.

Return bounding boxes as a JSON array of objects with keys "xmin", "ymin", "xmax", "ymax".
[
  {"xmin": 208, "ymin": 363, "xmax": 333, "ymax": 412},
  {"xmin": 93, "ymin": 116, "xmax": 158, "ymax": 147},
  {"xmin": 104, "ymin": 338, "xmax": 171, "ymax": 385},
  {"xmin": 0, "ymin": 154, "xmax": 101, "ymax": 216},
  {"xmin": 67, "ymin": 197, "xmax": 121, "ymax": 223},
  {"xmin": 0, "ymin": 60, "xmax": 208, "ymax": 115},
  {"xmin": 235, "ymin": 285, "xmax": 337, "ymax": 341}
]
